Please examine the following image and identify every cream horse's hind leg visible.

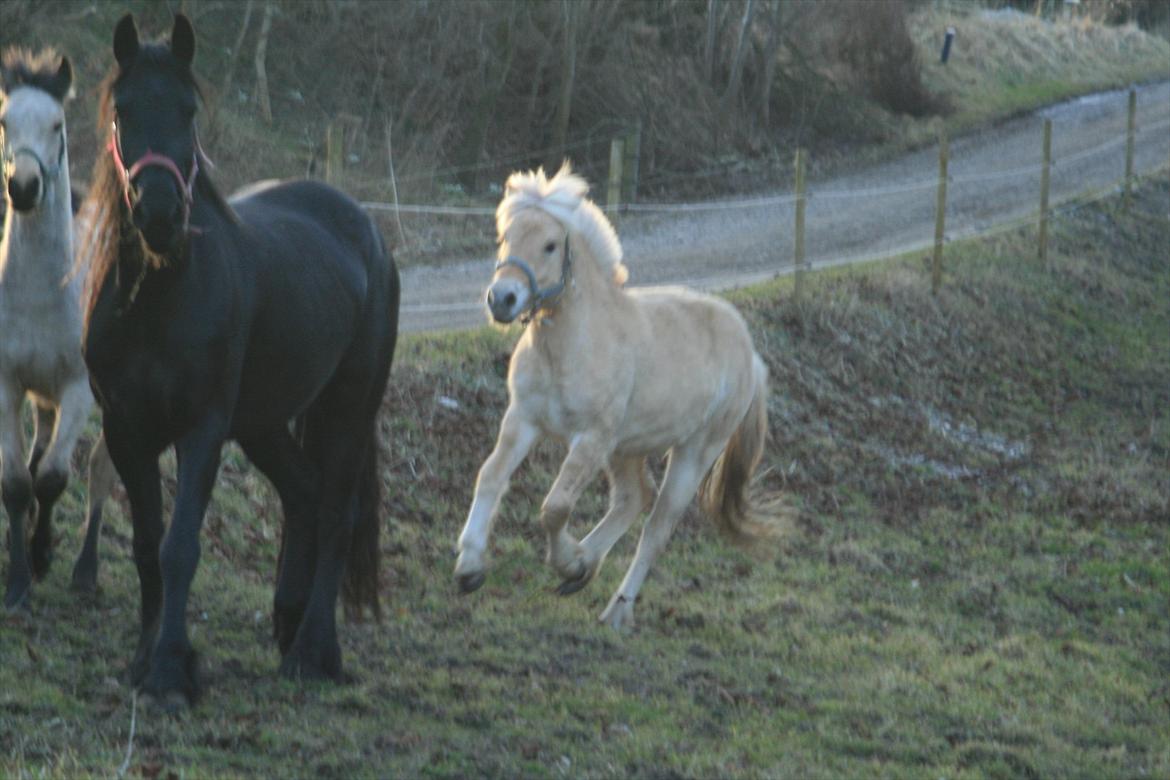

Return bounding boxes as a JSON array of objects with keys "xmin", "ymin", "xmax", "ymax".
[
  {"xmin": 454, "ymin": 407, "xmax": 540, "ymax": 593},
  {"xmin": 599, "ymin": 443, "xmax": 718, "ymax": 631},
  {"xmin": 557, "ymin": 455, "xmax": 655, "ymax": 596}
]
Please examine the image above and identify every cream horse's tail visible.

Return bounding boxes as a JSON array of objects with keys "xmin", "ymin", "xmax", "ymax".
[{"xmin": 699, "ymin": 355, "xmax": 775, "ymax": 546}]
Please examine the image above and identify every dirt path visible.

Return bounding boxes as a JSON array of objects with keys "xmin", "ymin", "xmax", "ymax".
[{"xmin": 399, "ymin": 82, "xmax": 1170, "ymax": 333}]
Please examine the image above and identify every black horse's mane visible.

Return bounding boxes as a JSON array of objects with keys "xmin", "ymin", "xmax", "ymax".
[{"xmin": 82, "ymin": 43, "xmax": 236, "ymax": 326}]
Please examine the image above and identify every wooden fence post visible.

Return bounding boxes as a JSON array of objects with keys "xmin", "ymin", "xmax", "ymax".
[
  {"xmin": 793, "ymin": 148, "xmax": 807, "ymax": 301},
  {"xmin": 622, "ymin": 121, "xmax": 642, "ymax": 204},
  {"xmin": 607, "ymin": 137, "xmax": 625, "ymax": 225},
  {"xmin": 932, "ymin": 128, "xmax": 948, "ymax": 296},
  {"xmin": 1038, "ymin": 118, "xmax": 1052, "ymax": 264},
  {"xmin": 1124, "ymin": 87, "xmax": 1136, "ymax": 208}
]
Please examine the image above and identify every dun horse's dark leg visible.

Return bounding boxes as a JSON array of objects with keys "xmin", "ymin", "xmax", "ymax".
[
  {"xmin": 238, "ymin": 429, "xmax": 319, "ymax": 655},
  {"xmin": 72, "ymin": 435, "xmax": 116, "ymax": 594},
  {"xmin": 103, "ymin": 423, "xmax": 164, "ymax": 685},
  {"xmin": 141, "ymin": 419, "xmax": 226, "ymax": 708}
]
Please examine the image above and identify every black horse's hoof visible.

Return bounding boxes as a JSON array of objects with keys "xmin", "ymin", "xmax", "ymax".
[
  {"xmin": 30, "ymin": 546, "xmax": 53, "ymax": 581},
  {"xmin": 3, "ymin": 582, "xmax": 31, "ymax": 614},
  {"xmin": 140, "ymin": 688, "xmax": 191, "ymax": 716},
  {"xmin": 279, "ymin": 644, "xmax": 342, "ymax": 683},
  {"xmin": 456, "ymin": 571, "xmax": 485, "ymax": 594},
  {"xmin": 69, "ymin": 567, "xmax": 99, "ymax": 597}
]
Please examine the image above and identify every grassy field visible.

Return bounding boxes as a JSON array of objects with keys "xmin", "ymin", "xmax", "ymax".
[{"xmin": 2, "ymin": 171, "xmax": 1167, "ymax": 777}]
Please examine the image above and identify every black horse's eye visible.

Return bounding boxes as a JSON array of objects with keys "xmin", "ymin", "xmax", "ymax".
[{"xmin": 544, "ymin": 241, "xmax": 557, "ymax": 254}]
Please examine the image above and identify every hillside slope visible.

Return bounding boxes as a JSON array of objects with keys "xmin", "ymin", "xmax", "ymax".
[{"xmin": 1, "ymin": 160, "xmax": 1166, "ymax": 776}]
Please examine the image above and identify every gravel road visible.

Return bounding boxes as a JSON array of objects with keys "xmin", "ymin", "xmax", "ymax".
[{"xmin": 399, "ymin": 82, "xmax": 1170, "ymax": 333}]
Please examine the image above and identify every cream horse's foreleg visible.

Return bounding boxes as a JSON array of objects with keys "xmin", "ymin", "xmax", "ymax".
[
  {"xmin": 1, "ymin": 379, "xmax": 33, "ymax": 610},
  {"xmin": 540, "ymin": 431, "xmax": 610, "ymax": 579},
  {"xmin": 599, "ymin": 445, "xmax": 715, "ymax": 630},
  {"xmin": 28, "ymin": 381, "xmax": 93, "ymax": 580},
  {"xmin": 557, "ymin": 455, "xmax": 655, "ymax": 596},
  {"xmin": 454, "ymin": 406, "xmax": 540, "ymax": 593}
]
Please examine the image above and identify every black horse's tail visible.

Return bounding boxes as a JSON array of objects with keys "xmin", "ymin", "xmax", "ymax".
[{"xmin": 342, "ymin": 427, "xmax": 382, "ymax": 622}]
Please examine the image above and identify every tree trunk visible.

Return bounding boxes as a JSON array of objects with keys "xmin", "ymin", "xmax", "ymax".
[
  {"xmin": 757, "ymin": 0, "xmax": 782, "ymax": 128},
  {"xmin": 704, "ymin": 0, "xmax": 720, "ymax": 86},
  {"xmin": 721, "ymin": 0, "xmax": 755, "ymax": 109},
  {"xmin": 219, "ymin": 0, "xmax": 254, "ymax": 100},
  {"xmin": 552, "ymin": 0, "xmax": 579, "ymax": 160},
  {"xmin": 253, "ymin": 1, "xmax": 274, "ymax": 125}
]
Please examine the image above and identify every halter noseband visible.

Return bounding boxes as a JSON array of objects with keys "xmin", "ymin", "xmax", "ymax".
[
  {"xmin": 2, "ymin": 134, "xmax": 66, "ymax": 192},
  {"xmin": 107, "ymin": 120, "xmax": 200, "ymax": 233},
  {"xmin": 495, "ymin": 237, "xmax": 572, "ymax": 324}
]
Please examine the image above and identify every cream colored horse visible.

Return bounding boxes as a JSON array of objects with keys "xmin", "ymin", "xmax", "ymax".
[{"xmin": 454, "ymin": 165, "xmax": 771, "ymax": 629}]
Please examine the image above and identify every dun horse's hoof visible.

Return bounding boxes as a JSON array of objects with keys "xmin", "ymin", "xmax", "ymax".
[
  {"xmin": 456, "ymin": 571, "xmax": 485, "ymax": 594},
  {"xmin": 556, "ymin": 573, "xmax": 592, "ymax": 597}
]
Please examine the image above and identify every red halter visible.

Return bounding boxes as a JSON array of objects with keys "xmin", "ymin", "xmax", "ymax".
[{"xmin": 108, "ymin": 120, "xmax": 200, "ymax": 233}]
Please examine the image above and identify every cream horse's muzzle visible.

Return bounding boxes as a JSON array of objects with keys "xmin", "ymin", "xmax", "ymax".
[{"xmin": 486, "ymin": 239, "xmax": 572, "ymax": 324}]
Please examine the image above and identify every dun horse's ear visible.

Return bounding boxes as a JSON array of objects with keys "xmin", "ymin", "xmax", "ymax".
[
  {"xmin": 50, "ymin": 56, "xmax": 74, "ymax": 102},
  {"xmin": 113, "ymin": 14, "xmax": 139, "ymax": 68},
  {"xmin": 171, "ymin": 14, "xmax": 195, "ymax": 66}
]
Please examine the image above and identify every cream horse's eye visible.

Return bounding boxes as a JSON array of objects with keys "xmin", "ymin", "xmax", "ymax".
[
  {"xmin": 544, "ymin": 241, "xmax": 557, "ymax": 254},
  {"xmin": 52, "ymin": 121, "xmax": 63, "ymax": 133}
]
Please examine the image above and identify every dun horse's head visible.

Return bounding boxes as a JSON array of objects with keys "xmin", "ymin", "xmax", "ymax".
[
  {"xmin": 108, "ymin": 13, "xmax": 199, "ymax": 255},
  {"xmin": 488, "ymin": 207, "xmax": 571, "ymax": 324},
  {"xmin": 0, "ymin": 50, "xmax": 73, "ymax": 212}
]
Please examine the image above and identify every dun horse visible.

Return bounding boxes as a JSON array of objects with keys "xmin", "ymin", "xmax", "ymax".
[
  {"xmin": 455, "ymin": 165, "xmax": 772, "ymax": 629},
  {"xmin": 83, "ymin": 15, "xmax": 398, "ymax": 708},
  {"xmin": 0, "ymin": 49, "xmax": 116, "ymax": 612}
]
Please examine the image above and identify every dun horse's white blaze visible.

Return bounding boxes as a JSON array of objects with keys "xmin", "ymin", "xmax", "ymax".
[
  {"xmin": 455, "ymin": 165, "xmax": 771, "ymax": 629},
  {"xmin": 1, "ymin": 50, "xmax": 114, "ymax": 609}
]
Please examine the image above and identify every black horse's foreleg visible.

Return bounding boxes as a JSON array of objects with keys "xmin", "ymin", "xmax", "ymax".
[
  {"xmin": 141, "ymin": 418, "xmax": 226, "ymax": 708},
  {"xmin": 238, "ymin": 428, "xmax": 319, "ymax": 655},
  {"xmin": 102, "ymin": 422, "xmax": 164, "ymax": 685}
]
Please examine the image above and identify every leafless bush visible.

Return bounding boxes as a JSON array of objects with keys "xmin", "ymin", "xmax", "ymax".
[{"xmin": 830, "ymin": 0, "xmax": 950, "ymax": 118}]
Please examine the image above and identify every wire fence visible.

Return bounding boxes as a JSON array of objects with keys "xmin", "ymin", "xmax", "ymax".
[{"xmin": 379, "ymin": 91, "xmax": 1168, "ymax": 320}]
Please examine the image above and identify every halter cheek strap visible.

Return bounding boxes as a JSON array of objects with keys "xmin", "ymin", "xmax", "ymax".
[
  {"xmin": 108, "ymin": 120, "xmax": 201, "ymax": 233},
  {"xmin": 495, "ymin": 237, "xmax": 572, "ymax": 324}
]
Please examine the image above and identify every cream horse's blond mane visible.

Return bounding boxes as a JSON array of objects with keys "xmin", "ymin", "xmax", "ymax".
[{"xmin": 496, "ymin": 165, "xmax": 629, "ymax": 287}]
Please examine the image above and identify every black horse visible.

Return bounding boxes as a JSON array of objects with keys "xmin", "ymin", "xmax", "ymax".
[{"xmin": 82, "ymin": 14, "xmax": 398, "ymax": 709}]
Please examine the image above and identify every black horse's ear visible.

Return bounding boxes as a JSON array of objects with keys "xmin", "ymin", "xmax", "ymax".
[
  {"xmin": 49, "ymin": 56, "xmax": 74, "ymax": 102},
  {"xmin": 171, "ymin": 13, "xmax": 195, "ymax": 66},
  {"xmin": 113, "ymin": 14, "xmax": 139, "ymax": 68}
]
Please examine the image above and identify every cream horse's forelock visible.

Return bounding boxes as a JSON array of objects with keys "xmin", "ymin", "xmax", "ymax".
[{"xmin": 497, "ymin": 165, "xmax": 629, "ymax": 287}]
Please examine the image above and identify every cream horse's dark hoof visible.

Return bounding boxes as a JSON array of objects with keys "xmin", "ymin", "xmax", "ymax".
[{"xmin": 457, "ymin": 571, "xmax": 485, "ymax": 594}]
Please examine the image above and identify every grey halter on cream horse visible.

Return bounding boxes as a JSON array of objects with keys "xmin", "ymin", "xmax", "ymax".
[
  {"xmin": 0, "ymin": 48, "xmax": 116, "ymax": 611},
  {"xmin": 457, "ymin": 165, "xmax": 777, "ymax": 629}
]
